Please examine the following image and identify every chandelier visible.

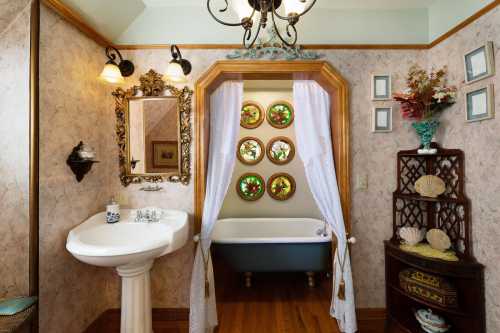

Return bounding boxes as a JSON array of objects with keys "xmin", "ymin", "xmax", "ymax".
[{"xmin": 207, "ymin": 0, "xmax": 316, "ymax": 48}]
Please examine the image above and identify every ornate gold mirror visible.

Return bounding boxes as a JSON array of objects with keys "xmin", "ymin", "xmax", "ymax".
[{"xmin": 113, "ymin": 70, "xmax": 193, "ymax": 186}]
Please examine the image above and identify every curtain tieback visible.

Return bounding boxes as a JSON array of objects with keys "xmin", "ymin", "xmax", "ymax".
[
  {"xmin": 336, "ymin": 236, "xmax": 356, "ymax": 301},
  {"xmin": 199, "ymin": 243, "xmax": 211, "ymax": 298}
]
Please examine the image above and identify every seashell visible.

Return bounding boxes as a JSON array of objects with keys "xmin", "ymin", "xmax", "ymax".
[
  {"xmin": 415, "ymin": 309, "xmax": 451, "ymax": 333},
  {"xmin": 399, "ymin": 227, "xmax": 425, "ymax": 246},
  {"xmin": 426, "ymin": 229, "xmax": 451, "ymax": 252},
  {"xmin": 415, "ymin": 175, "xmax": 446, "ymax": 198}
]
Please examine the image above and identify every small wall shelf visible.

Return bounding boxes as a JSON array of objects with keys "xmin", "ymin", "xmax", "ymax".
[
  {"xmin": 66, "ymin": 142, "xmax": 100, "ymax": 182},
  {"xmin": 385, "ymin": 143, "xmax": 485, "ymax": 333}
]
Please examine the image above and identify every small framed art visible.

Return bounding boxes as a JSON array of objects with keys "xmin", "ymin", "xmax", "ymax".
[
  {"xmin": 466, "ymin": 85, "xmax": 495, "ymax": 122},
  {"xmin": 152, "ymin": 141, "xmax": 179, "ymax": 168},
  {"xmin": 241, "ymin": 101, "xmax": 264, "ymax": 129},
  {"xmin": 371, "ymin": 74, "xmax": 392, "ymax": 100},
  {"xmin": 237, "ymin": 137, "xmax": 264, "ymax": 165},
  {"xmin": 464, "ymin": 42, "xmax": 495, "ymax": 84},
  {"xmin": 372, "ymin": 107, "xmax": 393, "ymax": 132},
  {"xmin": 267, "ymin": 173, "xmax": 296, "ymax": 201},
  {"xmin": 267, "ymin": 101, "xmax": 294, "ymax": 129},
  {"xmin": 236, "ymin": 173, "xmax": 265, "ymax": 201},
  {"xmin": 266, "ymin": 136, "xmax": 295, "ymax": 165}
]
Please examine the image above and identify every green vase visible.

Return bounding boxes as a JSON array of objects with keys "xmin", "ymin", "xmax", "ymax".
[{"xmin": 412, "ymin": 119, "xmax": 440, "ymax": 153}]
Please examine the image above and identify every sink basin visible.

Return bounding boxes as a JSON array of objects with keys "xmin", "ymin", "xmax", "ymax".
[{"xmin": 66, "ymin": 208, "xmax": 188, "ymax": 333}]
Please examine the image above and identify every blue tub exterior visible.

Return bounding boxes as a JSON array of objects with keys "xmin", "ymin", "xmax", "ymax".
[{"xmin": 212, "ymin": 242, "xmax": 331, "ymax": 273}]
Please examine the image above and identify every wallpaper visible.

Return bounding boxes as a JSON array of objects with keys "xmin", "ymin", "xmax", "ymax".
[
  {"xmin": 39, "ymin": 3, "xmax": 499, "ymax": 332},
  {"xmin": 427, "ymin": 6, "xmax": 500, "ymax": 331},
  {"xmin": 39, "ymin": 5, "xmax": 120, "ymax": 333},
  {"xmin": 0, "ymin": 0, "xmax": 31, "ymax": 300},
  {"xmin": 0, "ymin": 0, "xmax": 31, "ymax": 35}
]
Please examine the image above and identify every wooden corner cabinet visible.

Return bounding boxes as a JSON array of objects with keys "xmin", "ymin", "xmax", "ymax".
[{"xmin": 385, "ymin": 144, "xmax": 485, "ymax": 333}]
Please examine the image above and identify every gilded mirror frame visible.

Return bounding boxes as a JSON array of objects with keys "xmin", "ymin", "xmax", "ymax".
[{"xmin": 113, "ymin": 69, "xmax": 193, "ymax": 186}]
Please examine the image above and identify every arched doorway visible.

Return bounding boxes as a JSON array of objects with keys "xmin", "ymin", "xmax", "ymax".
[{"xmin": 194, "ymin": 60, "xmax": 351, "ymax": 233}]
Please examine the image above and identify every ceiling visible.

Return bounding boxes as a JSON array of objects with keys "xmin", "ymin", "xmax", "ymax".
[{"xmin": 57, "ymin": 0, "xmax": 493, "ymax": 45}]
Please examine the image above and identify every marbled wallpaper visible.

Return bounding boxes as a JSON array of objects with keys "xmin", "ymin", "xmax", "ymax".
[
  {"xmin": 427, "ymin": 6, "xmax": 500, "ymax": 332},
  {"xmin": 39, "ymin": 3, "xmax": 500, "ymax": 332},
  {"xmin": 0, "ymin": 0, "xmax": 31, "ymax": 35},
  {"xmin": 0, "ymin": 1, "xmax": 31, "ymax": 299},
  {"xmin": 39, "ymin": 5, "xmax": 119, "ymax": 333}
]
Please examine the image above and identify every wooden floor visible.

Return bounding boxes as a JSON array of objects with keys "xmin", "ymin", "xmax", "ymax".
[{"xmin": 215, "ymin": 269, "xmax": 341, "ymax": 333}]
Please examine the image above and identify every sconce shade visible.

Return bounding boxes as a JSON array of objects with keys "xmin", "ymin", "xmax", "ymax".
[
  {"xmin": 99, "ymin": 63, "xmax": 125, "ymax": 84},
  {"xmin": 164, "ymin": 61, "xmax": 187, "ymax": 83}
]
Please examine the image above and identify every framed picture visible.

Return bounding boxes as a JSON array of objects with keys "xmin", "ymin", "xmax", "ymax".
[
  {"xmin": 152, "ymin": 141, "xmax": 179, "ymax": 168},
  {"xmin": 267, "ymin": 173, "xmax": 296, "ymax": 201},
  {"xmin": 266, "ymin": 136, "xmax": 295, "ymax": 165},
  {"xmin": 465, "ymin": 85, "xmax": 495, "ymax": 122},
  {"xmin": 372, "ymin": 107, "xmax": 393, "ymax": 132},
  {"xmin": 236, "ymin": 173, "xmax": 265, "ymax": 201},
  {"xmin": 237, "ymin": 137, "xmax": 264, "ymax": 165},
  {"xmin": 241, "ymin": 101, "xmax": 264, "ymax": 129},
  {"xmin": 464, "ymin": 42, "xmax": 495, "ymax": 84},
  {"xmin": 267, "ymin": 101, "xmax": 294, "ymax": 129},
  {"xmin": 371, "ymin": 74, "xmax": 392, "ymax": 100}
]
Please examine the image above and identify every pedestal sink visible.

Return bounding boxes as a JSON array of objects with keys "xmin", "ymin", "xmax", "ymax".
[{"xmin": 66, "ymin": 208, "xmax": 188, "ymax": 333}]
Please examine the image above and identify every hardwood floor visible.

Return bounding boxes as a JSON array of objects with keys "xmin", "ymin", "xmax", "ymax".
[{"xmin": 215, "ymin": 270, "xmax": 341, "ymax": 333}]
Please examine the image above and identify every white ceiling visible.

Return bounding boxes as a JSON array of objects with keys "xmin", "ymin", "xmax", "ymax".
[
  {"xmin": 55, "ymin": 0, "xmax": 492, "ymax": 45},
  {"xmin": 142, "ymin": 0, "xmax": 438, "ymax": 9}
]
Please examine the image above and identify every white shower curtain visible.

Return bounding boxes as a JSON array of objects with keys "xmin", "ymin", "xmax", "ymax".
[
  {"xmin": 189, "ymin": 81, "xmax": 243, "ymax": 333},
  {"xmin": 293, "ymin": 80, "xmax": 357, "ymax": 333}
]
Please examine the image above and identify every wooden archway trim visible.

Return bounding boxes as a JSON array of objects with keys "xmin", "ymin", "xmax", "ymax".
[{"xmin": 194, "ymin": 60, "xmax": 350, "ymax": 234}]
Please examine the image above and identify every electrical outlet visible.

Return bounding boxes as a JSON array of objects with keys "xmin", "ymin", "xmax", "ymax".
[{"xmin": 357, "ymin": 174, "xmax": 368, "ymax": 191}]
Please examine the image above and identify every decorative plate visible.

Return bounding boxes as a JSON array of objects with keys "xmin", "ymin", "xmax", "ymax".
[
  {"xmin": 415, "ymin": 175, "xmax": 446, "ymax": 198},
  {"xmin": 267, "ymin": 101, "xmax": 294, "ymax": 129},
  {"xmin": 237, "ymin": 137, "xmax": 264, "ymax": 165},
  {"xmin": 240, "ymin": 101, "xmax": 264, "ymax": 129},
  {"xmin": 236, "ymin": 173, "xmax": 265, "ymax": 201},
  {"xmin": 426, "ymin": 229, "xmax": 451, "ymax": 252},
  {"xmin": 266, "ymin": 136, "xmax": 295, "ymax": 165},
  {"xmin": 267, "ymin": 173, "xmax": 296, "ymax": 201}
]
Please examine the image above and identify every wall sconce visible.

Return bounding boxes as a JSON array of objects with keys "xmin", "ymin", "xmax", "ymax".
[
  {"xmin": 99, "ymin": 46, "xmax": 135, "ymax": 84},
  {"xmin": 163, "ymin": 45, "xmax": 192, "ymax": 83}
]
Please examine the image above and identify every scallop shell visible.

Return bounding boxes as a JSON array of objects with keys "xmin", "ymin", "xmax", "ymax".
[
  {"xmin": 415, "ymin": 175, "xmax": 446, "ymax": 198},
  {"xmin": 426, "ymin": 229, "xmax": 451, "ymax": 252},
  {"xmin": 399, "ymin": 227, "xmax": 425, "ymax": 246}
]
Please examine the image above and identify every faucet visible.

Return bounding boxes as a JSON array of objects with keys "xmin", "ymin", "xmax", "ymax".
[{"xmin": 135, "ymin": 209, "xmax": 160, "ymax": 223}]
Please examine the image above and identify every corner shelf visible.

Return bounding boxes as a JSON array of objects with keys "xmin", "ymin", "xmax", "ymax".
[{"xmin": 385, "ymin": 144, "xmax": 485, "ymax": 333}]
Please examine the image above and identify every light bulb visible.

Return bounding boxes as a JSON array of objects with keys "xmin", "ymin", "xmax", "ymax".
[
  {"xmin": 99, "ymin": 63, "xmax": 125, "ymax": 84},
  {"xmin": 283, "ymin": 0, "xmax": 306, "ymax": 15},
  {"xmin": 231, "ymin": 0, "xmax": 253, "ymax": 21},
  {"xmin": 164, "ymin": 62, "xmax": 187, "ymax": 83}
]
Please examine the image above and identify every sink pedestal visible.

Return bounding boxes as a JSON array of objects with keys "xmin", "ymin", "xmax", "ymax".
[{"xmin": 117, "ymin": 260, "xmax": 154, "ymax": 333}]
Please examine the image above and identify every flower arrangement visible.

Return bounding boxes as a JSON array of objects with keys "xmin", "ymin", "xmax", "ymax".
[
  {"xmin": 394, "ymin": 66, "xmax": 457, "ymax": 121},
  {"xmin": 393, "ymin": 66, "xmax": 457, "ymax": 154}
]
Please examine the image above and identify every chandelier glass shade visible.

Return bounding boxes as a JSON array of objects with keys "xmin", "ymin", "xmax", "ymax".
[{"xmin": 207, "ymin": 0, "xmax": 316, "ymax": 48}]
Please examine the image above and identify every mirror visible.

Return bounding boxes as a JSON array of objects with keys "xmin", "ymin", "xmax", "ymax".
[
  {"xmin": 128, "ymin": 98, "xmax": 179, "ymax": 174},
  {"xmin": 113, "ymin": 70, "xmax": 193, "ymax": 186}
]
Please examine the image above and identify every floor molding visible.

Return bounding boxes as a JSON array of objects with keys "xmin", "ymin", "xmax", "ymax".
[
  {"xmin": 83, "ymin": 308, "xmax": 189, "ymax": 333},
  {"xmin": 42, "ymin": 0, "xmax": 499, "ymax": 51}
]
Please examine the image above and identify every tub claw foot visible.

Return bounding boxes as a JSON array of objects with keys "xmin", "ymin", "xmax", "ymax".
[
  {"xmin": 244, "ymin": 272, "xmax": 252, "ymax": 288},
  {"xmin": 306, "ymin": 272, "xmax": 315, "ymax": 288}
]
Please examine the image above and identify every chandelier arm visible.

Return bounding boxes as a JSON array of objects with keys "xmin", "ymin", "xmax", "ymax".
[
  {"xmin": 243, "ymin": 20, "xmax": 262, "ymax": 49},
  {"xmin": 272, "ymin": 0, "xmax": 317, "ymax": 21},
  {"xmin": 105, "ymin": 46, "xmax": 123, "ymax": 63},
  {"xmin": 271, "ymin": 9, "xmax": 297, "ymax": 47},
  {"xmin": 207, "ymin": 0, "xmax": 256, "ymax": 26}
]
